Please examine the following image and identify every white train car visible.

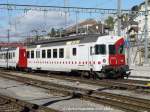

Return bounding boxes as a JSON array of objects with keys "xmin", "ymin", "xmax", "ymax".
[
  {"xmin": 26, "ymin": 34, "xmax": 129, "ymax": 78},
  {"xmin": 0, "ymin": 47, "xmax": 27, "ymax": 69}
]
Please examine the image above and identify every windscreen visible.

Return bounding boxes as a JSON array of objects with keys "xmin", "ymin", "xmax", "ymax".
[
  {"xmin": 109, "ymin": 45, "xmax": 116, "ymax": 55},
  {"xmin": 118, "ymin": 45, "xmax": 125, "ymax": 54},
  {"xmin": 95, "ymin": 44, "xmax": 106, "ymax": 55}
]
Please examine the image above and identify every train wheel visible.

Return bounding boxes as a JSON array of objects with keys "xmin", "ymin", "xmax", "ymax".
[
  {"xmin": 26, "ymin": 68, "xmax": 32, "ymax": 73},
  {"xmin": 80, "ymin": 71, "xmax": 91, "ymax": 79}
]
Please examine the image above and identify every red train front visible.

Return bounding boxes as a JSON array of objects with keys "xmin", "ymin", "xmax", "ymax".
[{"xmin": 101, "ymin": 37, "xmax": 130, "ymax": 78}]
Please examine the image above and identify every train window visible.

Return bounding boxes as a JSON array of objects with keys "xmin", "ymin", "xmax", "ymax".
[
  {"xmin": 4, "ymin": 53, "xmax": 6, "ymax": 59},
  {"xmin": 36, "ymin": 51, "xmax": 40, "ymax": 58},
  {"xmin": 5, "ymin": 53, "xmax": 6, "ymax": 59},
  {"xmin": 109, "ymin": 45, "xmax": 116, "ymax": 55},
  {"xmin": 53, "ymin": 49, "xmax": 57, "ymax": 58},
  {"xmin": 10, "ymin": 53, "xmax": 12, "ymax": 59},
  {"xmin": 8, "ymin": 53, "xmax": 10, "ymax": 59},
  {"xmin": 42, "ymin": 50, "xmax": 46, "ymax": 58},
  {"xmin": 95, "ymin": 44, "xmax": 106, "ymax": 55},
  {"xmin": 72, "ymin": 48, "xmax": 76, "ymax": 56},
  {"xmin": 90, "ymin": 47, "xmax": 94, "ymax": 55},
  {"xmin": 59, "ymin": 48, "xmax": 64, "ymax": 58},
  {"xmin": 27, "ymin": 51, "xmax": 30, "ymax": 58},
  {"xmin": 47, "ymin": 49, "xmax": 51, "ymax": 58},
  {"xmin": 31, "ymin": 51, "xmax": 34, "ymax": 59},
  {"xmin": 13, "ymin": 52, "xmax": 15, "ymax": 57},
  {"xmin": 118, "ymin": 45, "xmax": 125, "ymax": 54}
]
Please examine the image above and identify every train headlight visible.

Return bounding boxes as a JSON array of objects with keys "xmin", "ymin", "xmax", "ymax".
[{"xmin": 103, "ymin": 59, "xmax": 106, "ymax": 63}]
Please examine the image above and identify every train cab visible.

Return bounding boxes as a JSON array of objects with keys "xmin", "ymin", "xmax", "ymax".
[
  {"xmin": 91, "ymin": 36, "xmax": 129, "ymax": 78},
  {"xmin": 100, "ymin": 37, "xmax": 130, "ymax": 78}
]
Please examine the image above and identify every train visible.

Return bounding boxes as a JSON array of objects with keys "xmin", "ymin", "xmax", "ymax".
[{"xmin": 0, "ymin": 34, "xmax": 130, "ymax": 79}]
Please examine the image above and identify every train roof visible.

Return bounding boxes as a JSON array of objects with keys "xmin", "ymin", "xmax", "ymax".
[
  {"xmin": 0, "ymin": 47, "xmax": 17, "ymax": 52},
  {"xmin": 27, "ymin": 34, "xmax": 105, "ymax": 48}
]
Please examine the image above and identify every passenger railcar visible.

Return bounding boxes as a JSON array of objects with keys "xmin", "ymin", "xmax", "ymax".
[
  {"xmin": 0, "ymin": 47, "xmax": 27, "ymax": 69},
  {"xmin": 26, "ymin": 34, "xmax": 130, "ymax": 78}
]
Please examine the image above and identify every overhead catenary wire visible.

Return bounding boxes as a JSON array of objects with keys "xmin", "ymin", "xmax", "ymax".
[{"xmin": 0, "ymin": 3, "xmax": 145, "ymax": 14}]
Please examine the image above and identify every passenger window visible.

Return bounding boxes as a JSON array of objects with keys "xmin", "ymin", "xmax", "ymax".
[
  {"xmin": 95, "ymin": 44, "xmax": 106, "ymax": 55},
  {"xmin": 10, "ymin": 53, "xmax": 12, "ymax": 59},
  {"xmin": 59, "ymin": 48, "xmax": 64, "ymax": 58},
  {"xmin": 36, "ymin": 51, "xmax": 40, "ymax": 58},
  {"xmin": 13, "ymin": 52, "xmax": 15, "ymax": 57},
  {"xmin": 53, "ymin": 49, "xmax": 57, "ymax": 58},
  {"xmin": 27, "ymin": 51, "xmax": 30, "ymax": 58},
  {"xmin": 31, "ymin": 51, "xmax": 34, "ymax": 59},
  {"xmin": 8, "ymin": 53, "xmax": 10, "ymax": 59},
  {"xmin": 72, "ymin": 48, "xmax": 76, "ymax": 56},
  {"xmin": 42, "ymin": 50, "xmax": 46, "ymax": 58},
  {"xmin": 47, "ymin": 49, "xmax": 51, "ymax": 58}
]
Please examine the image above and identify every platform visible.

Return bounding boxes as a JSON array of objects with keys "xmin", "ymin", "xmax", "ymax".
[{"xmin": 130, "ymin": 65, "xmax": 150, "ymax": 78}]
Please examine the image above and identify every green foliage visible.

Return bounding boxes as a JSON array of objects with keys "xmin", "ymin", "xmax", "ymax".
[
  {"xmin": 50, "ymin": 28, "xmax": 56, "ymax": 37},
  {"xmin": 104, "ymin": 16, "xmax": 115, "ymax": 30}
]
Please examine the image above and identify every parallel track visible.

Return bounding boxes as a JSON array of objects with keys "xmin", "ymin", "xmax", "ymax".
[
  {"xmin": 21, "ymin": 70, "xmax": 150, "ymax": 91},
  {"xmin": 0, "ymin": 71, "xmax": 150, "ymax": 112},
  {"xmin": 3, "ymin": 69, "xmax": 150, "ymax": 91}
]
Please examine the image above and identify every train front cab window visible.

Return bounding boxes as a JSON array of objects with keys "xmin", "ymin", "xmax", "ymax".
[
  {"xmin": 118, "ymin": 45, "xmax": 125, "ymax": 54},
  {"xmin": 95, "ymin": 44, "xmax": 106, "ymax": 55},
  {"xmin": 109, "ymin": 45, "xmax": 116, "ymax": 55}
]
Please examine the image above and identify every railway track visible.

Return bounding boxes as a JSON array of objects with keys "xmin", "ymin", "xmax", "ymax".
[
  {"xmin": 2, "ymin": 69, "xmax": 150, "ymax": 91},
  {"xmin": 0, "ymin": 93, "xmax": 58, "ymax": 112},
  {"xmin": 0, "ymin": 71, "xmax": 150, "ymax": 112},
  {"xmin": 23, "ymin": 70, "xmax": 150, "ymax": 91}
]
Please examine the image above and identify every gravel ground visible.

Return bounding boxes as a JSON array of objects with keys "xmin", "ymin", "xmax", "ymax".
[{"xmin": 49, "ymin": 98, "xmax": 122, "ymax": 112}]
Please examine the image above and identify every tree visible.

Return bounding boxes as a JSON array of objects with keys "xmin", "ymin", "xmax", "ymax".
[
  {"xmin": 50, "ymin": 28, "xmax": 56, "ymax": 37},
  {"xmin": 104, "ymin": 16, "xmax": 115, "ymax": 30}
]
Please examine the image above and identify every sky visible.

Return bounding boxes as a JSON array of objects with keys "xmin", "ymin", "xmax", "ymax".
[{"xmin": 0, "ymin": 0, "xmax": 145, "ymax": 41}]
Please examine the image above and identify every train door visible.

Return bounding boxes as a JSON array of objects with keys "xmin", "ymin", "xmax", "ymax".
[
  {"xmin": 66, "ymin": 47, "xmax": 70, "ymax": 59},
  {"xmin": 89, "ymin": 46, "xmax": 94, "ymax": 71},
  {"xmin": 77, "ymin": 45, "xmax": 89, "ymax": 70},
  {"xmin": 18, "ymin": 48, "xmax": 27, "ymax": 68}
]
